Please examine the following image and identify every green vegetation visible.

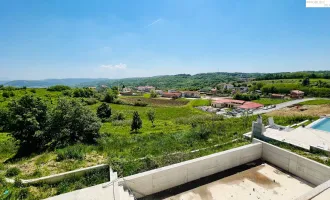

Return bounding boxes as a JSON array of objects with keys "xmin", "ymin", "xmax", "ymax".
[
  {"xmin": 233, "ymin": 93, "xmax": 260, "ymax": 101},
  {"xmin": 187, "ymin": 99, "xmax": 211, "ymax": 107},
  {"xmin": 298, "ymin": 99, "xmax": 330, "ymax": 105},
  {"xmin": 253, "ymin": 98, "xmax": 290, "ymax": 105},
  {"xmin": 0, "ymin": 85, "xmax": 325, "ymax": 199}
]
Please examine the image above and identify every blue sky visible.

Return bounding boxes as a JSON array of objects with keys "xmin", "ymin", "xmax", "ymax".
[{"xmin": 0, "ymin": 0, "xmax": 329, "ymax": 80}]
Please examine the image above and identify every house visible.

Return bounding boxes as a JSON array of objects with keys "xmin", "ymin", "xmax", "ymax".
[
  {"xmin": 120, "ymin": 91, "xmax": 133, "ymax": 96},
  {"xmin": 137, "ymin": 86, "xmax": 155, "ymax": 92},
  {"xmin": 238, "ymin": 102, "xmax": 263, "ymax": 110},
  {"xmin": 211, "ymin": 99, "xmax": 245, "ymax": 108},
  {"xmin": 181, "ymin": 91, "xmax": 200, "ymax": 98},
  {"xmin": 88, "ymin": 87, "xmax": 96, "ymax": 90},
  {"xmin": 271, "ymin": 94, "xmax": 285, "ymax": 99},
  {"xmin": 168, "ymin": 89, "xmax": 177, "ymax": 93},
  {"xmin": 155, "ymin": 90, "xmax": 163, "ymax": 95},
  {"xmin": 211, "ymin": 99, "xmax": 263, "ymax": 110},
  {"xmin": 211, "ymin": 88, "xmax": 217, "ymax": 95},
  {"xmin": 290, "ymin": 90, "xmax": 304, "ymax": 99},
  {"xmin": 162, "ymin": 92, "xmax": 182, "ymax": 98},
  {"xmin": 122, "ymin": 87, "xmax": 131, "ymax": 92},
  {"xmin": 101, "ymin": 85, "xmax": 108, "ymax": 88},
  {"xmin": 223, "ymin": 84, "xmax": 234, "ymax": 91}
]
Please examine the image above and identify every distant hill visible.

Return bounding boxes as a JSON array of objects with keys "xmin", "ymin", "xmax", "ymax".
[
  {"xmin": 79, "ymin": 72, "xmax": 263, "ymax": 90},
  {"xmin": 3, "ymin": 78, "xmax": 109, "ymax": 88}
]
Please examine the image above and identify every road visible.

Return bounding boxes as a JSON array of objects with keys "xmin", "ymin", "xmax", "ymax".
[{"xmin": 233, "ymin": 98, "xmax": 315, "ymax": 118}]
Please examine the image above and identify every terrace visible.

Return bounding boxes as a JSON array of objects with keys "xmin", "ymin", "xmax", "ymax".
[{"xmin": 48, "ymin": 138, "xmax": 330, "ymax": 200}]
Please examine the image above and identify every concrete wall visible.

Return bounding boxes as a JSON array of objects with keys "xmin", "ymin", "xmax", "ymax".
[
  {"xmin": 120, "ymin": 143, "xmax": 262, "ymax": 198},
  {"xmin": 22, "ymin": 164, "xmax": 109, "ymax": 185},
  {"xmin": 254, "ymin": 139, "xmax": 330, "ymax": 186}
]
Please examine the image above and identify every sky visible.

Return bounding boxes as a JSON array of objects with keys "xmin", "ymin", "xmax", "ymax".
[{"xmin": 0, "ymin": 0, "xmax": 329, "ymax": 80}]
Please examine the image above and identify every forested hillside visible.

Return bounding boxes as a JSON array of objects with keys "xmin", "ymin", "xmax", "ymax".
[{"xmin": 80, "ymin": 72, "xmax": 262, "ymax": 90}]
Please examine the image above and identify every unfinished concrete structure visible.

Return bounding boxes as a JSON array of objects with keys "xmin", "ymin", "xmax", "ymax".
[{"xmin": 48, "ymin": 137, "xmax": 330, "ymax": 200}]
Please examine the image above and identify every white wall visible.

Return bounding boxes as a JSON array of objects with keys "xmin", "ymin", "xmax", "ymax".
[
  {"xmin": 254, "ymin": 139, "xmax": 330, "ymax": 186},
  {"xmin": 120, "ymin": 143, "xmax": 262, "ymax": 198}
]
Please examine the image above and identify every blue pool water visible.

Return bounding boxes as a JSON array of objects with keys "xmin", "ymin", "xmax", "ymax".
[{"xmin": 312, "ymin": 118, "xmax": 330, "ymax": 132}]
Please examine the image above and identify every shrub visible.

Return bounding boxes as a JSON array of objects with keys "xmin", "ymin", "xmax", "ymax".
[
  {"xmin": 62, "ymin": 90, "xmax": 72, "ymax": 96},
  {"xmin": 97, "ymin": 103, "xmax": 112, "ymax": 119},
  {"xmin": 56, "ymin": 145, "xmax": 86, "ymax": 161},
  {"xmin": 191, "ymin": 124, "xmax": 212, "ymax": 140},
  {"xmin": 47, "ymin": 85, "xmax": 71, "ymax": 91},
  {"xmin": 6, "ymin": 167, "xmax": 21, "ymax": 177},
  {"xmin": 113, "ymin": 112, "xmax": 125, "ymax": 120},
  {"xmin": 112, "ymin": 120, "xmax": 132, "ymax": 126},
  {"xmin": 30, "ymin": 89, "xmax": 36, "ymax": 93},
  {"xmin": 48, "ymin": 98, "xmax": 101, "ymax": 147},
  {"xmin": 133, "ymin": 101, "xmax": 148, "ymax": 107},
  {"xmin": 8, "ymin": 95, "xmax": 48, "ymax": 153},
  {"xmin": 103, "ymin": 89, "xmax": 117, "ymax": 103},
  {"xmin": 84, "ymin": 98, "xmax": 98, "ymax": 105},
  {"xmin": 131, "ymin": 111, "xmax": 142, "ymax": 132},
  {"xmin": 2, "ymin": 91, "xmax": 9, "ymax": 98},
  {"xmin": 73, "ymin": 88, "xmax": 95, "ymax": 98},
  {"xmin": 147, "ymin": 109, "xmax": 155, "ymax": 126}
]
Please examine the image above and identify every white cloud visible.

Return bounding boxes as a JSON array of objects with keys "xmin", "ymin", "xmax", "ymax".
[
  {"xmin": 100, "ymin": 63, "xmax": 127, "ymax": 70},
  {"xmin": 146, "ymin": 18, "xmax": 162, "ymax": 27}
]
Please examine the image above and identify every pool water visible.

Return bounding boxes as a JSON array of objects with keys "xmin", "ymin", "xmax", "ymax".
[{"xmin": 312, "ymin": 118, "xmax": 330, "ymax": 132}]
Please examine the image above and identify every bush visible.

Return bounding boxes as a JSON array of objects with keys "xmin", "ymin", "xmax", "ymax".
[
  {"xmin": 8, "ymin": 95, "xmax": 48, "ymax": 153},
  {"xmin": 84, "ymin": 98, "xmax": 98, "ymax": 105},
  {"xmin": 97, "ymin": 103, "xmax": 112, "ymax": 119},
  {"xmin": 6, "ymin": 167, "xmax": 21, "ymax": 177},
  {"xmin": 103, "ymin": 89, "xmax": 117, "ymax": 103},
  {"xmin": 73, "ymin": 88, "xmax": 95, "ymax": 98},
  {"xmin": 191, "ymin": 124, "xmax": 212, "ymax": 140},
  {"xmin": 30, "ymin": 89, "xmax": 36, "ymax": 93},
  {"xmin": 2, "ymin": 91, "xmax": 9, "ymax": 98},
  {"xmin": 133, "ymin": 101, "xmax": 148, "ymax": 107},
  {"xmin": 62, "ymin": 90, "xmax": 72, "ymax": 96},
  {"xmin": 112, "ymin": 112, "xmax": 125, "ymax": 121},
  {"xmin": 47, "ymin": 98, "xmax": 101, "ymax": 147},
  {"xmin": 56, "ymin": 145, "xmax": 86, "ymax": 161},
  {"xmin": 112, "ymin": 120, "xmax": 131, "ymax": 126},
  {"xmin": 233, "ymin": 93, "xmax": 260, "ymax": 101},
  {"xmin": 47, "ymin": 85, "xmax": 71, "ymax": 91},
  {"xmin": 131, "ymin": 111, "xmax": 142, "ymax": 132}
]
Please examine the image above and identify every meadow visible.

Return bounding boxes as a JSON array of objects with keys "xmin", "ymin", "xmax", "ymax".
[
  {"xmin": 0, "ymin": 87, "xmax": 319, "ymax": 199},
  {"xmin": 252, "ymin": 98, "xmax": 290, "ymax": 105}
]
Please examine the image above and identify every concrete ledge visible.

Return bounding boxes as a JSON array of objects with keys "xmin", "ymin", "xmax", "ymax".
[
  {"xmin": 22, "ymin": 164, "xmax": 109, "ymax": 185},
  {"xmin": 120, "ymin": 143, "xmax": 262, "ymax": 198},
  {"xmin": 254, "ymin": 138, "xmax": 330, "ymax": 186},
  {"xmin": 295, "ymin": 179, "xmax": 330, "ymax": 200}
]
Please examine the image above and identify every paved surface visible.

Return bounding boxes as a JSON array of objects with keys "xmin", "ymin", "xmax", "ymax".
[
  {"xmin": 163, "ymin": 163, "xmax": 313, "ymax": 200},
  {"xmin": 312, "ymin": 188, "xmax": 330, "ymax": 200},
  {"xmin": 233, "ymin": 98, "xmax": 315, "ymax": 118},
  {"xmin": 45, "ymin": 182, "xmax": 115, "ymax": 200}
]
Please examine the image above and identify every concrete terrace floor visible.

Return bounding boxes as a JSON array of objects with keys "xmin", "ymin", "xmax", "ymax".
[{"xmin": 163, "ymin": 163, "xmax": 313, "ymax": 200}]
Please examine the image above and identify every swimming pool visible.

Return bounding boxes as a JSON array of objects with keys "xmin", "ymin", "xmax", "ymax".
[{"xmin": 311, "ymin": 118, "xmax": 330, "ymax": 132}]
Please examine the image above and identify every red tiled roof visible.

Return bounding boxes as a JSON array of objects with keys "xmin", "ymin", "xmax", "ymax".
[
  {"xmin": 271, "ymin": 94, "xmax": 284, "ymax": 97},
  {"xmin": 162, "ymin": 92, "xmax": 182, "ymax": 97},
  {"xmin": 291, "ymin": 90, "xmax": 304, "ymax": 94},
  {"xmin": 239, "ymin": 102, "xmax": 263, "ymax": 109},
  {"xmin": 212, "ymin": 99, "xmax": 245, "ymax": 104}
]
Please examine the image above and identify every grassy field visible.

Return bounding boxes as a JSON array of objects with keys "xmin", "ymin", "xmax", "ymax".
[
  {"xmin": 252, "ymin": 98, "xmax": 290, "ymax": 105},
  {"xmin": 298, "ymin": 99, "xmax": 330, "ymax": 105},
  {"xmin": 0, "ymin": 88, "xmax": 321, "ymax": 199}
]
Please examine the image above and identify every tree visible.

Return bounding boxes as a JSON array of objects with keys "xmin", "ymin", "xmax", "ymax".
[
  {"xmin": 147, "ymin": 109, "xmax": 155, "ymax": 127},
  {"xmin": 8, "ymin": 95, "xmax": 48, "ymax": 153},
  {"xmin": 131, "ymin": 111, "xmax": 142, "ymax": 132},
  {"xmin": 302, "ymin": 78, "xmax": 310, "ymax": 86},
  {"xmin": 97, "ymin": 103, "xmax": 112, "ymax": 120},
  {"xmin": 0, "ymin": 108, "xmax": 9, "ymax": 131},
  {"xmin": 103, "ymin": 89, "xmax": 117, "ymax": 103},
  {"xmin": 150, "ymin": 90, "xmax": 157, "ymax": 98},
  {"xmin": 47, "ymin": 98, "xmax": 101, "ymax": 147}
]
